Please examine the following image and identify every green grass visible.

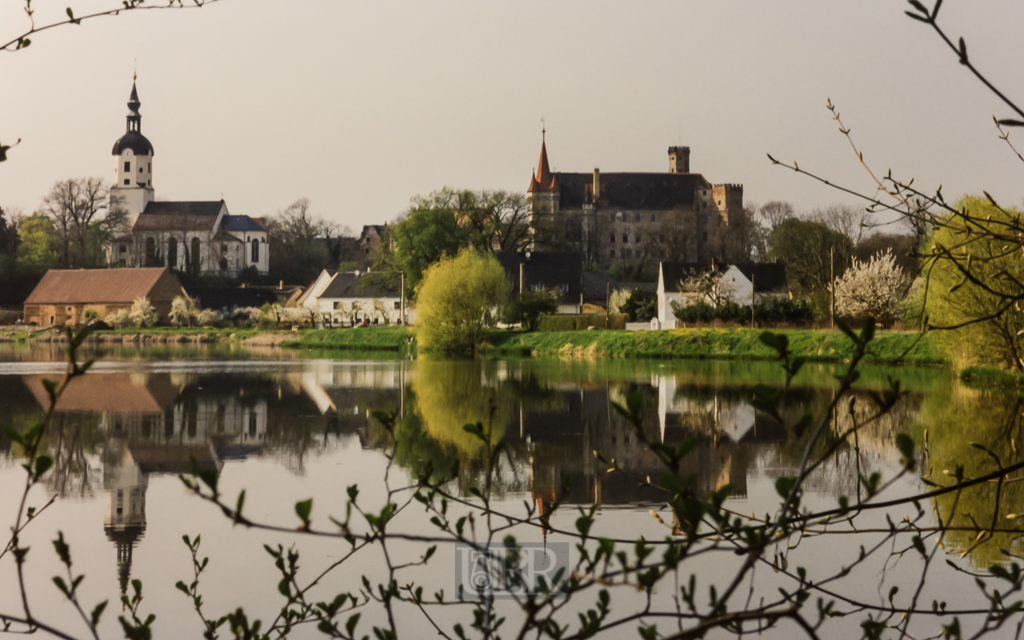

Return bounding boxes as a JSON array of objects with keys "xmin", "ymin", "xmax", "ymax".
[
  {"xmin": 960, "ymin": 366, "xmax": 1024, "ymax": 390},
  {"xmin": 283, "ymin": 326, "xmax": 413, "ymax": 351},
  {"xmin": 478, "ymin": 327, "xmax": 947, "ymax": 365}
]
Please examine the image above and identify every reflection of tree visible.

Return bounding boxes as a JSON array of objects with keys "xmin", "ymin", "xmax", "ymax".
[
  {"xmin": 411, "ymin": 359, "xmax": 507, "ymax": 456},
  {"xmin": 912, "ymin": 385, "xmax": 1024, "ymax": 567},
  {"xmin": 45, "ymin": 413, "xmax": 103, "ymax": 498}
]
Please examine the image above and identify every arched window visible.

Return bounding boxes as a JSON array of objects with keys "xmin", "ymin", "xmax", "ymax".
[
  {"xmin": 190, "ymin": 237, "xmax": 201, "ymax": 270},
  {"xmin": 145, "ymin": 237, "xmax": 156, "ymax": 266},
  {"xmin": 167, "ymin": 237, "xmax": 178, "ymax": 269},
  {"xmin": 251, "ymin": 238, "xmax": 259, "ymax": 263}
]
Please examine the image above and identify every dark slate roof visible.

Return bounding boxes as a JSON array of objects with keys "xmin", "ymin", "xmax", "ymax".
[
  {"xmin": 660, "ymin": 262, "xmax": 788, "ymax": 294},
  {"xmin": 134, "ymin": 201, "xmax": 224, "ymax": 232},
  {"xmin": 185, "ymin": 287, "xmax": 278, "ymax": 311},
  {"xmin": 320, "ymin": 273, "xmax": 398, "ymax": 299},
  {"xmin": 555, "ymin": 172, "xmax": 711, "ymax": 211},
  {"xmin": 496, "ymin": 251, "xmax": 584, "ymax": 299},
  {"xmin": 111, "ymin": 131, "xmax": 154, "ymax": 156},
  {"xmin": 732, "ymin": 263, "xmax": 789, "ymax": 294},
  {"xmin": 24, "ymin": 268, "xmax": 180, "ymax": 304},
  {"xmin": 222, "ymin": 215, "xmax": 266, "ymax": 232},
  {"xmin": 583, "ymin": 271, "xmax": 620, "ymax": 303}
]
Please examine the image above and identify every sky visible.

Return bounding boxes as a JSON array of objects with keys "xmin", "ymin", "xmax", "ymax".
[{"xmin": 3, "ymin": 0, "xmax": 1023, "ymax": 233}]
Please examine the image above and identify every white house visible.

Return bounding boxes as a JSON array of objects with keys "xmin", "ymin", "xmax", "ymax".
[
  {"xmin": 656, "ymin": 262, "xmax": 788, "ymax": 328},
  {"xmin": 105, "ymin": 79, "xmax": 269, "ymax": 277},
  {"xmin": 296, "ymin": 270, "xmax": 405, "ymax": 325}
]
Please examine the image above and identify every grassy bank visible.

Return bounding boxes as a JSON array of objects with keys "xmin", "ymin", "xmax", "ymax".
[
  {"xmin": 960, "ymin": 366, "xmax": 1024, "ymax": 390},
  {"xmin": 479, "ymin": 327, "xmax": 946, "ymax": 365},
  {"xmin": 282, "ymin": 326, "xmax": 413, "ymax": 351}
]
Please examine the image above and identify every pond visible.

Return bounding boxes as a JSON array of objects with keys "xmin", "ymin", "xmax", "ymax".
[{"xmin": 0, "ymin": 342, "xmax": 1020, "ymax": 639}]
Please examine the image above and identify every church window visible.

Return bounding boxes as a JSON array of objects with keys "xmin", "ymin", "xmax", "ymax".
[
  {"xmin": 145, "ymin": 237, "xmax": 156, "ymax": 265},
  {"xmin": 251, "ymin": 239, "xmax": 259, "ymax": 262},
  {"xmin": 221, "ymin": 243, "xmax": 227, "ymax": 254},
  {"xmin": 124, "ymin": 161, "xmax": 130, "ymax": 172},
  {"xmin": 124, "ymin": 179, "xmax": 130, "ymax": 186},
  {"xmin": 167, "ymin": 238, "xmax": 178, "ymax": 268},
  {"xmin": 191, "ymin": 238, "xmax": 201, "ymax": 268}
]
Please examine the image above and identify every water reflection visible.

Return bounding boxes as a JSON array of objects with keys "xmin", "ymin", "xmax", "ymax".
[{"xmin": 4, "ymin": 353, "xmax": 1012, "ymax": 598}]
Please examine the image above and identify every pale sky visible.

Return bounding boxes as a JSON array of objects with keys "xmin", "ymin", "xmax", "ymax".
[{"xmin": 3, "ymin": 0, "xmax": 1023, "ymax": 232}]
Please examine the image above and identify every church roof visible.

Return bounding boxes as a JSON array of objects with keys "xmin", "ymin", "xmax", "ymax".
[
  {"xmin": 527, "ymin": 139, "xmax": 559, "ymax": 194},
  {"xmin": 111, "ymin": 131, "xmax": 154, "ymax": 156},
  {"xmin": 221, "ymin": 215, "xmax": 266, "ymax": 232},
  {"xmin": 555, "ymin": 172, "xmax": 711, "ymax": 211},
  {"xmin": 134, "ymin": 201, "xmax": 224, "ymax": 231}
]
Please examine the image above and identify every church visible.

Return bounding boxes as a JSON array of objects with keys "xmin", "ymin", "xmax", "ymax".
[
  {"xmin": 526, "ymin": 133, "xmax": 743, "ymax": 268},
  {"xmin": 104, "ymin": 80, "xmax": 269, "ymax": 277}
]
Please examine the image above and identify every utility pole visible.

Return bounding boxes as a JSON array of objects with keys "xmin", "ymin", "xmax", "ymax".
[
  {"xmin": 520, "ymin": 263, "xmax": 525, "ymax": 298},
  {"xmin": 400, "ymin": 272, "xmax": 406, "ymax": 325},
  {"xmin": 606, "ymin": 282, "xmax": 610, "ymax": 315},
  {"xmin": 751, "ymin": 273, "xmax": 755, "ymax": 327},
  {"xmin": 829, "ymin": 246, "xmax": 835, "ymax": 329}
]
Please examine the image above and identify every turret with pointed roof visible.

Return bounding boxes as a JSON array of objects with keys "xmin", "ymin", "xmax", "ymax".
[{"xmin": 527, "ymin": 130, "xmax": 559, "ymax": 195}]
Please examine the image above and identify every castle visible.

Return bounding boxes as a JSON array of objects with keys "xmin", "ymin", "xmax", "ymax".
[
  {"xmin": 105, "ymin": 79, "xmax": 269, "ymax": 277},
  {"xmin": 526, "ymin": 134, "xmax": 743, "ymax": 268}
]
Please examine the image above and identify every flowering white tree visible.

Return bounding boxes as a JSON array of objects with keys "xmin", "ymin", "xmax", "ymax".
[
  {"xmin": 129, "ymin": 296, "xmax": 159, "ymax": 327},
  {"xmin": 833, "ymin": 249, "xmax": 909, "ymax": 322},
  {"xmin": 677, "ymin": 267, "xmax": 737, "ymax": 307}
]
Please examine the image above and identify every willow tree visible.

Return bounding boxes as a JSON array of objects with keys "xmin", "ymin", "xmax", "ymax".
[{"xmin": 414, "ymin": 248, "xmax": 506, "ymax": 353}]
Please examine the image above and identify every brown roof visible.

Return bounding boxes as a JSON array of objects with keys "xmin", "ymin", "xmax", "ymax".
[
  {"xmin": 133, "ymin": 201, "xmax": 224, "ymax": 232},
  {"xmin": 24, "ymin": 374, "xmax": 171, "ymax": 413},
  {"xmin": 24, "ymin": 268, "xmax": 183, "ymax": 305},
  {"xmin": 527, "ymin": 140, "xmax": 559, "ymax": 194}
]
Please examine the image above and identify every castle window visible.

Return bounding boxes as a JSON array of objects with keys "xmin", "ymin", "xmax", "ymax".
[
  {"xmin": 702, "ymin": 232, "xmax": 708, "ymax": 242},
  {"xmin": 635, "ymin": 233, "xmax": 641, "ymax": 243},
  {"xmin": 139, "ymin": 167, "xmax": 143, "ymax": 173},
  {"xmin": 650, "ymin": 213, "xmax": 656, "ymax": 222},
  {"xmin": 624, "ymin": 249, "xmax": 632, "ymax": 258},
  {"xmin": 702, "ymin": 202, "xmax": 707, "ymax": 210},
  {"xmin": 610, "ymin": 234, "xmax": 615, "ymax": 243},
  {"xmin": 622, "ymin": 234, "xmax": 628, "ymax": 243},
  {"xmin": 609, "ymin": 250, "xmax": 615, "ymax": 258},
  {"xmin": 124, "ymin": 161, "xmax": 130, "ymax": 172}
]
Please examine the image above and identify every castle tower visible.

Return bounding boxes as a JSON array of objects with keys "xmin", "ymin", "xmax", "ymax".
[
  {"xmin": 526, "ymin": 129, "xmax": 560, "ymax": 218},
  {"xmin": 110, "ymin": 78, "xmax": 155, "ymax": 223},
  {"xmin": 668, "ymin": 146, "xmax": 690, "ymax": 173}
]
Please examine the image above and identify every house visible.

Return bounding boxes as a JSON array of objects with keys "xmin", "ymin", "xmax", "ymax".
[
  {"xmin": 104, "ymin": 79, "xmax": 269, "ymax": 276},
  {"xmin": 23, "ymin": 267, "xmax": 185, "ymax": 326},
  {"xmin": 496, "ymin": 251, "xmax": 584, "ymax": 314},
  {"xmin": 296, "ymin": 269, "xmax": 405, "ymax": 324},
  {"xmin": 656, "ymin": 262, "xmax": 788, "ymax": 328},
  {"xmin": 527, "ymin": 130, "xmax": 743, "ymax": 268}
]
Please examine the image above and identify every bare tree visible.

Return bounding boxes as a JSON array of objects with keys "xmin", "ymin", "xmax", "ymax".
[
  {"xmin": 810, "ymin": 203, "xmax": 873, "ymax": 246},
  {"xmin": 756, "ymin": 201, "xmax": 795, "ymax": 236},
  {"xmin": 40, "ymin": 178, "xmax": 110, "ymax": 268}
]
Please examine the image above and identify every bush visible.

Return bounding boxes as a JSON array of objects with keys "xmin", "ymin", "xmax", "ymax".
[
  {"xmin": 537, "ymin": 314, "xmax": 627, "ymax": 331},
  {"xmin": 619, "ymin": 289, "xmax": 656, "ymax": 322},
  {"xmin": 104, "ymin": 309, "xmax": 131, "ymax": 329},
  {"xmin": 196, "ymin": 309, "xmax": 223, "ymax": 327},
  {"xmin": 170, "ymin": 295, "xmax": 199, "ymax": 327},
  {"xmin": 0, "ymin": 309, "xmax": 21, "ymax": 324},
  {"xmin": 502, "ymin": 289, "xmax": 560, "ymax": 331},
  {"xmin": 672, "ymin": 298, "xmax": 813, "ymax": 325},
  {"xmin": 129, "ymin": 297, "xmax": 159, "ymax": 328}
]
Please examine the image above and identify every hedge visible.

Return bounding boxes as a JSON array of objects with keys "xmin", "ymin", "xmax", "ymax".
[{"xmin": 537, "ymin": 313, "xmax": 628, "ymax": 331}]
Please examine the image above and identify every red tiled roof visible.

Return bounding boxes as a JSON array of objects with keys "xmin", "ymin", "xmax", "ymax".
[
  {"xmin": 527, "ymin": 141, "xmax": 559, "ymax": 194},
  {"xmin": 24, "ymin": 268, "xmax": 182, "ymax": 305}
]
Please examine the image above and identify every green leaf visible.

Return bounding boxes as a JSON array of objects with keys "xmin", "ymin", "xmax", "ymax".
[
  {"xmin": 775, "ymin": 476, "xmax": 798, "ymax": 499},
  {"xmin": 34, "ymin": 455, "xmax": 53, "ymax": 479},
  {"xmin": 895, "ymin": 433, "xmax": 914, "ymax": 461},
  {"xmin": 90, "ymin": 600, "xmax": 107, "ymax": 627},
  {"xmin": 345, "ymin": 613, "xmax": 361, "ymax": 636},
  {"xmin": 295, "ymin": 499, "xmax": 313, "ymax": 527}
]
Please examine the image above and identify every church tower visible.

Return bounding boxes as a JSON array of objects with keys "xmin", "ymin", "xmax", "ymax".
[{"xmin": 110, "ymin": 78, "xmax": 155, "ymax": 223}]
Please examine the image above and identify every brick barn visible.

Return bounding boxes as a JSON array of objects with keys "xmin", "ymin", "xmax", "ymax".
[{"xmin": 23, "ymin": 267, "xmax": 185, "ymax": 326}]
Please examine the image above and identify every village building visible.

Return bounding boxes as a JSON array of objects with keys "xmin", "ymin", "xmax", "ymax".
[
  {"xmin": 295, "ymin": 269, "xmax": 405, "ymax": 325},
  {"xmin": 655, "ymin": 261, "xmax": 789, "ymax": 329},
  {"xmin": 496, "ymin": 251, "xmax": 584, "ymax": 314},
  {"xmin": 23, "ymin": 267, "xmax": 185, "ymax": 326},
  {"xmin": 527, "ymin": 132, "xmax": 743, "ymax": 268},
  {"xmin": 104, "ymin": 79, "xmax": 269, "ymax": 277}
]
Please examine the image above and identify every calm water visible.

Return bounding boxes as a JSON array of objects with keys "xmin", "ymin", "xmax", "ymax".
[{"xmin": 0, "ymin": 343, "xmax": 1019, "ymax": 638}]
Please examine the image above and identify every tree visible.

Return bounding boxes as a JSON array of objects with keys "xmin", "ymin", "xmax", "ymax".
[
  {"xmin": 677, "ymin": 267, "xmax": 737, "ymax": 307},
  {"xmin": 756, "ymin": 201, "xmax": 795, "ymax": 236},
  {"xmin": 415, "ymin": 248, "xmax": 506, "ymax": 353},
  {"xmin": 618, "ymin": 288, "xmax": 656, "ymax": 322},
  {"xmin": 14, "ymin": 213, "xmax": 59, "ymax": 273},
  {"xmin": 810, "ymin": 203, "xmax": 873, "ymax": 247},
  {"xmin": 921, "ymin": 196, "xmax": 1024, "ymax": 370},
  {"xmin": 383, "ymin": 206, "xmax": 469, "ymax": 293},
  {"xmin": 265, "ymin": 197, "xmax": 348, "ymax": 286},
  {"xmin": 502, "ymin": 289, "xmax": 559, "ymax": 331},
  {"xmin": 768, "ymin": 218, "xmax": 852, "ymax": 293},
  {"xmin": 832, "ymin": 249, "xmax": 909, "ymax": 324},
  {"xmin": 39, "ymin": 178, "xmax": 111, "ymax": 268},
  {"xmin": 169, "ymin": 295, "xmax": 199, "ymax": 327},
  {"xmin": 128, "ymin": 297, "xmax": 158, "ymax": 327}
]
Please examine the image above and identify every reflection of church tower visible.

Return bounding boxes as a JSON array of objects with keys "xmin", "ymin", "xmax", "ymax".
[{"xmin": 103, "ymin": 441, "xmax": 148, "ymax": 595}]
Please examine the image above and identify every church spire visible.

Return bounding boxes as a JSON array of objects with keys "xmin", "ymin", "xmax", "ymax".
[
  {"xmin": 126, "ymin": 77, "xmax": 142, "ymax": 134},
  {"xmin": 527, "ymin": 127, "xmax": 558, "ymax": 194}
]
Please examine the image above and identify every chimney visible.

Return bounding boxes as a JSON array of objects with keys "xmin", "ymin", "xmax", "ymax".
[
  {"xmin": 593, "ymin": 168, "xmax": 601, "ymax": 202},
  {"xmin": 668, "ymin": 146, "xmax": 690, "ymax": 173},
  {"xmin": 279, "ymin": 280, "xmax": 283, "ymax": 290}
]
